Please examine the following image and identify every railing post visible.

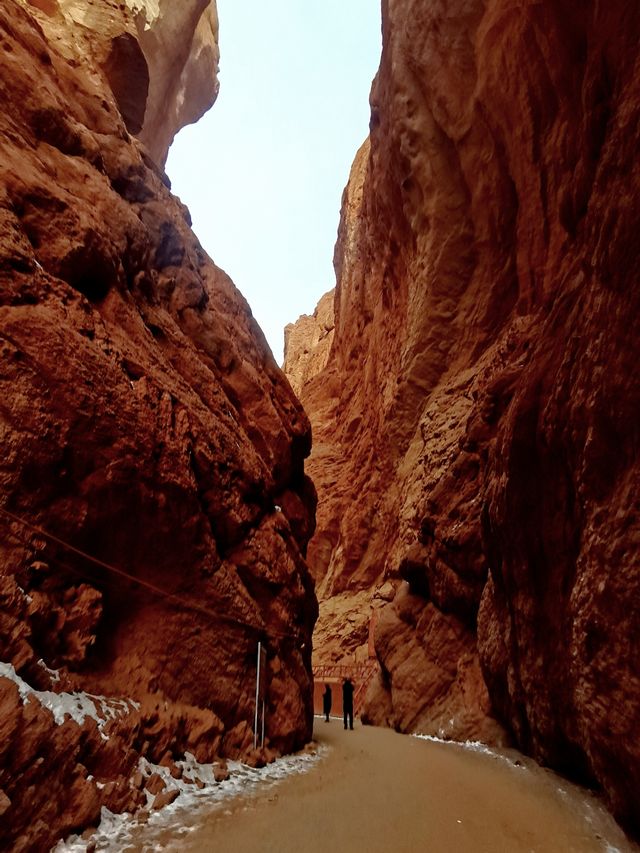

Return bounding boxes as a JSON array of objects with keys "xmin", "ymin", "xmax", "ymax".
[{"xmin": 253, "ymin": 641, "xmax": 262, "ymax": 751}]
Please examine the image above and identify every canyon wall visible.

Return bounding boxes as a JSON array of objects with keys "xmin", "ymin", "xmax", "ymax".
[
  {"xmin": 18, "ymin": 0, "xmax": 220, "ymax": 165},
  {"xmin": 288, "ymin": 0, "xmax": 640, "ymax": 833},
  {"xmin": 0, "ymin": 1, "xmax": 316, "ymax": 848},
  {"xmin": 283, "ymin": 289, "xmax": 334, "ymax": 399}
]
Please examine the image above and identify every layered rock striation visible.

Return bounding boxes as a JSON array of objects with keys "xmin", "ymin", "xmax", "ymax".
[
  {"xmin": 0, "ymin": 1, "xmax": 316, "ymax": 848},
  {"xmin": 289, "ymin": 0, "xmax": 640, "ymax": 833}
]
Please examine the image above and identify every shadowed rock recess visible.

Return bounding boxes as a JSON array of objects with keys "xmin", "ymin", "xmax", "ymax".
[
  {"xmin": 0, "ymin": 1, "xmax": 317, "ymax": 848},
  {"xmin": 285, "ymin": 0, "xmax": 640, "ymax": 835}
]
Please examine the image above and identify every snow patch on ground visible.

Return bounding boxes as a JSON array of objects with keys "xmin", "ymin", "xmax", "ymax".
[
  {"xmin": 55, "ymin": 745, "xmax": 327, "ymax": 852},
  {"xmin": 37, "ymin": 658, "xmax": 61, "ymax": 683},
  {"xmin": 0, "ymin": 662, "xmax": 139, "ymax": 733},
  {"xmin": 413, "ymin": 733, "xmax": 524, "ymax": 769},
  {"xmin": 2, "ymin": 662, "xmax": 327, "ymax": 849}
]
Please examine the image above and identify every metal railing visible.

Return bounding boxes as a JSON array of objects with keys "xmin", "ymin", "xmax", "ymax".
[{"xmin": 313, "ymin": 661, "xmax": 378, "ymax": 714}]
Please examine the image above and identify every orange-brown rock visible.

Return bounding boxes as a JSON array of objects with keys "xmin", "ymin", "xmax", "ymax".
[
  {"xmin": 17, "ymin": 0, "xmax": 220, "ymax": 165},
  {"xmin": 293, "ymin": 0, "xmax": 640, "ymax": 834},
  {"xmin": 361, "ymin": 585, "xmax": 505, "ymax": 745},
  {"xmin": 0, "ymin": 0, "xmax": 316, "ymax": 847},
  {"xmin": 152, "ymin": 787, "xmax": 179, "ymax": 810},
  {"xmin": 283, "ymin": 289, "xmax": 335, "ymax": 398},
  {"xmin": 0, "ymin": 675, "xmax": 233, "ymax": 850}
]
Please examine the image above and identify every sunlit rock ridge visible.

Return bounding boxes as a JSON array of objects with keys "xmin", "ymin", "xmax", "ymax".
[
  {"xmin": 286, "ymin": 0, "xmax": 640, "ymax": 835},
  {"xmin": 283, "ymin": 289, "xmax": 335, "ymax": 399},
  {"xmin": 18, "ymin": 0, "xmax": 220, "ymax": 165},
  {"xmin": 0, "ymin": 1, "xmax": 316, "ymax": 848}
]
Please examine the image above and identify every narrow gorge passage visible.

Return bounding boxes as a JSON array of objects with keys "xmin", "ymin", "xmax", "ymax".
[
  {"xmin": 112, "ymin": 725, "xmax": 638, "ymax": 853},
  {"xmin": 2, "ymin": 0, "xmax": 640, "ymax": 848}
]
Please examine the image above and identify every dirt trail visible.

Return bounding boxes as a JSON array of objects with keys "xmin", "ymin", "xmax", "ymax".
[{"xmin": 143, "ymin": 721, "xmax": 636, "ymax": 853}]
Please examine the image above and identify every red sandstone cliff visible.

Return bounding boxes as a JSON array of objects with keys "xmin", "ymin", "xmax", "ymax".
[
  {"xmin": 289, "ymin": 0, "xmax": 640, "ymax": 834},
  {"xmin": 0, "ymin": 1, "xmax": 316, "ymax": 848},
  {"xmin": 283, "ymin": 289, "xmax": 335, "ymax": 399}
]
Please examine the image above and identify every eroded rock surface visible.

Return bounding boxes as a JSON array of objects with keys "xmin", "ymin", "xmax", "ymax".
[
  {"xmin": 283, "ymin": 289, "xmax": 334, "ymax": 399},
  {"xmin": 0, "ymin": 672, "xmax": 228, "ymax": 850},
  {"xmin": 291, "ymin": 0, "xmax": 640, "ymax": 833},
  {"xmin": 17, "ymin": 0, "xmax": 219, "ymax": 164},
  {"xmin": 0, "ymin": 1, "xmax": 315, "ymax": 848}
]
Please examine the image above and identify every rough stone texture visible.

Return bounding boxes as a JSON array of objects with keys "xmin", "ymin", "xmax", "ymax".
[
  {"xmin": 16, "ymin": 0, "xmax": 219, "ymax": 164},
  {"xmin": 0, "ymin": 0, "xmax": 315, "ymax": 847},
  {"xmin": 0, "ymin": 676, "xmax": 226, "ymax": 851},
  {"xmin": 293, "ymin": 141, "xmax": 374, "ymax": 597},
  {"xmin": 295, "ymin": 0, "xmax": 640, "ymax": 833},
  {"xmin": 283, "ymin": 289, "xmax": 334, "ymax": 398},
  {"xmin": 360, "ymin": 585, "xmax": 504, "ymax": 745}
]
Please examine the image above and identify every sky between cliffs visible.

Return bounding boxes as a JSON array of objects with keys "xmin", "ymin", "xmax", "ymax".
[{"xmin": 166, "ymin": 0, "xmax": 382, "ymax": 363}]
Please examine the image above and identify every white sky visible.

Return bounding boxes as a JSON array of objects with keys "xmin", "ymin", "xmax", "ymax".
[{"xmin": 166, "ymin": 0, "xmax": 382, "ymax": 363}]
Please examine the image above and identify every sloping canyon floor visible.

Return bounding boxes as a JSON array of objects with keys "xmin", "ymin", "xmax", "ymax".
[{"xmin": 89, "ymin": 723, "xmax": 637, "ymax": 852}]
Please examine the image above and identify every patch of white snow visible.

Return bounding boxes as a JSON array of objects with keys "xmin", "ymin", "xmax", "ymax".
[
  {"xmin": 55, "ymin": 745, "xmax": 327, "ymax": 852},
  {"xmin": 0, "ymin": 662, "xmax": 137, "ymax": 734},
  {"xmin": 37, "ymin": 659, "xmax": 61, "ymax": 684}
]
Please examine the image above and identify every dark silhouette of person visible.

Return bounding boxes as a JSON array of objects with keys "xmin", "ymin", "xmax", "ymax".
[
  {"xmin": 322, "ymin": 684, "xmax": 332, "ymax": 722},
  {"xmin": 342, "ymin": 678, "xmax": 354, "ymax": 730}
]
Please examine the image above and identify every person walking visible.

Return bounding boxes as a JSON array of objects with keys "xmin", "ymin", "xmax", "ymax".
[
  {"xmin": 342, "ymin": 678, "xmax": 354, "ymax": 730},
  {"xmin": 322, "ymin": 684, "xmax": 332, "ymax": 722}
]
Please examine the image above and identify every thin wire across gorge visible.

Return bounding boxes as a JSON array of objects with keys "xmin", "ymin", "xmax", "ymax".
[{"xmin": 0, "ymin": 504, "xmax": 303, "ymax": 643}]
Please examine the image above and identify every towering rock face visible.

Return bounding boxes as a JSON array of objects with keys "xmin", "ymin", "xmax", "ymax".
[
  {"xmin": 292, "ymin": 0, "xmax": 640, "ymax": 832},
  {"xmin": 18, "ymin": 0, "xmax": 219, "ymax": 165},
  {"xmin": 0, "ymin": 1, "xmax": 315, "ymax": 847},
  {"xmin": 283, "ymin": 289, "xmax": 335, "ymax": 399}
]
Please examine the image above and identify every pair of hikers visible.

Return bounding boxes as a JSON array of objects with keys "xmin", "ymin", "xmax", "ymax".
[{"xmin": 322, "ymin": 678, "xmax": 354, "ymax": 730}]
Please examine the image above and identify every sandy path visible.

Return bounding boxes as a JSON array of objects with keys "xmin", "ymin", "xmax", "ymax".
[{"xmin": 149, "ymin": 720, "xmax": 636, "ymax": 853}]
